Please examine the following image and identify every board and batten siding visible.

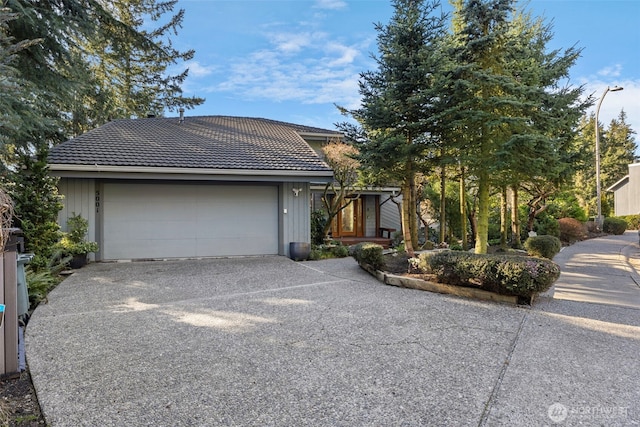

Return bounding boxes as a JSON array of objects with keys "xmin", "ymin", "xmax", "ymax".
[
  {"xmin": 57, "ymin": 178, "xmax": 97, "ymax": 260},
  {"xmin": 280, "ymin": 182, "xmax": 311, "ymax": 257}
]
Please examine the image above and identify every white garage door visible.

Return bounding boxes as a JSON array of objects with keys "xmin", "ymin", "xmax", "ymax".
[{"xmin": 102, "ymin": 183, "xmax": 279, "ymax": 260}]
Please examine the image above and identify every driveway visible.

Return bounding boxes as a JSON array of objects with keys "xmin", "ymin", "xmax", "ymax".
[{"xmin": 26, "ymin": 251, "xmax": 639, "ymax": 426}]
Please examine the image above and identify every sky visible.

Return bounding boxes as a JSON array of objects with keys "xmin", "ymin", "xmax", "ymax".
[{"xmin": 172, "ymin": 0, "xmax": 640, "ymax": 143}]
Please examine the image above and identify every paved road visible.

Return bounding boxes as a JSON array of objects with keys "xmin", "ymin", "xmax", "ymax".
[{"xmin": 26, "ymin": 236, "xmax": 640, "ymax": 426}]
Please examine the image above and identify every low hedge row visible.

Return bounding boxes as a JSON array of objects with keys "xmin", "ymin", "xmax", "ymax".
[
  {"xmin": 350, "ymin": 242, "xmax": 385, "ymax": 270},
  {"xmin": 413, "ymin": 251, "xmax": 560, "ymax": 299},
  {"xmin": 603, "ymin": 217, "xmax": 627, "ymax": 235},
  {"xmin": 617, "ymin": 214, "xmax": 640, "ymax": 230},
  {"xmin": 524, "ymin": 235, "xmax": 562, "ymax": 259}
]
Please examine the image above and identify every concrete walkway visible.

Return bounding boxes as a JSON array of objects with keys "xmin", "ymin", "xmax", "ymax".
[{"xmin": 25, "ymin": 235, "xmax": 640, "ymax": 426}]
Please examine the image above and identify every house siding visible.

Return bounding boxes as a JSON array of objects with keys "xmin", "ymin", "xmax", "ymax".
[
  {"xmin": 611, "ymin": 164, "xmax": 640, "ymax": 216},
  {"xmin": 57, "ymin": 178, "xmax": 97, "ymax": 260},
  {"xmin": 280, "ymin": 182, "xmax": 311, "ymax": 257},
  {"xmin": 380, "ymin": 195, "xmax": 402, "ymax": 233}
]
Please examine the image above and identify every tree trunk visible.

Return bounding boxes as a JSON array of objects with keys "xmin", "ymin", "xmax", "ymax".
[
  {"xmin": 475, "ymin": 171, "xmax": 490, "ymax": 254},
  {"xmin": 510, "ymin": 186, "xmax": 522, "ymax": 248},
  {"xmin": 439, "ymin": 166, "xmax": 446, "ymax": 243},
  {"xmin": 459, "ymin": 166, "xmax": 467, "ymax": 250},
  {"xmin": 500, "ymin": 186, "xmax": 508, "ymax": 249},
  {"xmin": 409, "ymin": 174, "xmax": 418, "ymax": 250},
  {"xmin": 401, "ymin": 178, "xmax": 415, "ymax": 257}
]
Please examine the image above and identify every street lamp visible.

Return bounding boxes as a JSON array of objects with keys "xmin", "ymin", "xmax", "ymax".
[{"xmin": 595, "ymin": 85, "xmax": 623, "ymax": 230}]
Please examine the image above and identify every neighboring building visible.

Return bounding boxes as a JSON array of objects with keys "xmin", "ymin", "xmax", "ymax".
[
  {"xmin": 607, "ymin": 163, "xmax": 640, "ymax": 216},
  {"xmin": 48, "ymin": 115, "xmax": 401, "ymax": 261}
]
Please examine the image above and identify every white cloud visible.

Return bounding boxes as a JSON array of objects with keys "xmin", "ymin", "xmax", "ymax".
[
  {"xmin": 206, "ymin": 25, "xmax": 368, "ymax": 109},
  {"xmin": 184, "ymin": 61, "xmax": 215, "ymax": 78},
  {"xmin": 314, "ymin": 0, "xmax": 347, "ymax": 10},
  {"xmin": 269, "ymin": 33, "xmax": 317, "ymax": 53},
  {"xmin": 597, "ymin": 63, "xmax": 623, "ymax": 78}
]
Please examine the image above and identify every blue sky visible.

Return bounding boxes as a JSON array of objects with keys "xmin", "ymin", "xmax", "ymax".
[{"xmin": 173, "ymin": 0, "xmax": 639, "ymax": 142}]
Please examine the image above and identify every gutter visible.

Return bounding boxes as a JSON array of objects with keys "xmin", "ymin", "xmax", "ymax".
[{"xmin": 48, "ymin": 163, "xmax": 334, "ymax": 183}]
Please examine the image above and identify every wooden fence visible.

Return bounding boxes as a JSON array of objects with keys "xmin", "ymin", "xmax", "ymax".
[{"xmin": 0, "ymin": 242, "xmax": 19, "ymax": 376}]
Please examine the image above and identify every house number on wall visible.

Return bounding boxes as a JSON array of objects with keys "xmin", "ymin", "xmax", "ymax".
[{"xmin": 95, "ymin": 191, "xmax": 101, "ymax": 213}]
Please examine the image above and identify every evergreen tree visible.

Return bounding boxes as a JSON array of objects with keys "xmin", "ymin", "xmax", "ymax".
[
  {"xmin": 441, "ymin": 0, "xmax": 588, "ymax": 253},
  {"xmin": 337, "ymin": 0, "xmax": 447, "ymax": 256},
  {"xmin": 601, "ymin": 110, "xmax": 637, "ymax": 190},
  {"xmin": 73, "ymin": 0, "xmax": 204, "ymax": 134}
]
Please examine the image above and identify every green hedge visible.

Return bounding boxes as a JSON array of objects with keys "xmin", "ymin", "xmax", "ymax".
[
  {"xmin": 414, "ymin": 251, "xmax": 560, "ymax": 299},
  {"xmin": 603, "ymin": 217, "xmax": 627, "ymax": 235},
  {"xmin": 617, "ymin": 214, "xmax": 640, "ymax": 230},
  {"xmin": 524, "ymin": 235, "xmax": 562, "ymax": 259},
  {"xmin": 350, "ymin": 242, "xmax": 385, "ymax": 270}
]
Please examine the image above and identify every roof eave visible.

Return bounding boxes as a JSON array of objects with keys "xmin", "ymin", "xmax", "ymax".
[{"xmin": 48, "ymin": 163, "xmax": 334, "ymax": 183}]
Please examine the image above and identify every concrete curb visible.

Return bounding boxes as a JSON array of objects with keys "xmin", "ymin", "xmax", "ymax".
[{"xmin": 358, "ymin": 262, "xmax": 521, "ymax": 305}]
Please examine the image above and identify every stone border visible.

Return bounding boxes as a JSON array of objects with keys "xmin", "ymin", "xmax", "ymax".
[{"xmin": 359, "ymin": 263, "xmax": 521, "ymax": 305}]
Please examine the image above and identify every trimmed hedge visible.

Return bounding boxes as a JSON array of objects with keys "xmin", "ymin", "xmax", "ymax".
[
  {"xmin": 557, "ymin": 217, "xmax": 587, "ymax": 243},
  {"xmin": 350, "ymin": 242, "xmax": 385, "ymax": 270},
  {"xmin": 524, "ymin": 235, "xmax": 562, "ymax": 259},
  {"xmin": 617, "ymin": 214, "xmax": 640, "ymax": 230},
  {"xmin": 414, "ymin": 251, "xmax": 560, "ymax": 299},
  {"xmin": 603, "ymin": 217, "xmax": 627, "ymax": 235}
]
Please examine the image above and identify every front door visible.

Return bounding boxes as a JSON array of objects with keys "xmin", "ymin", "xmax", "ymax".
[{"xmin": 333, "ymin": 198, "xmax": 363, "ymax": 237}]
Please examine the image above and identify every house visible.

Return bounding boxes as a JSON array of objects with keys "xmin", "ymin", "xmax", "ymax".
[
  {"xmin": 607, "ymin": 162, "xmax": 640, "ymax": 216},
  {"xmin": 48, "ymin": 115, "xmax": 400, "ymax": 261}
]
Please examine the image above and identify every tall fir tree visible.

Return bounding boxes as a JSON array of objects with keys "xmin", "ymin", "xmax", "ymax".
[
  {"xmin": 337, "ymin": 0, "xmax": 447, "ymax": 256},
  {"xmin": 441, "ymin": 0, "xmax": 588, "ymax": 253}
]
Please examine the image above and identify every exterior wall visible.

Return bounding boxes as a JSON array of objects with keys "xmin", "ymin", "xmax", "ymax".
[
  {"xmin": 627, "ymin": 164, "xmax": 640, "ymax": 215},
  {"xmin": 612, "ymin": 182, "xmax": 630, "ymax": 216},
  {"xmin": 57, "ymin": 178, "xmax": 97, "ymax": 260},
  {"xmin": 380, "ymin": 194, "xmax": 402, "ymax": 232},
  {"xmin": 280, "ymin": 182, "xmax": 311, "ymax": 257}
]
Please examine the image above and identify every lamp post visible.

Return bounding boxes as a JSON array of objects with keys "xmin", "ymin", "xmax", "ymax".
[{"xmin": 595, "ymin": 85, "xmax": 623, "ymax": 230}]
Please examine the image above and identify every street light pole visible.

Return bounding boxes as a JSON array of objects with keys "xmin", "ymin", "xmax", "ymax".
[{"xmin": 595, "ymin": 85, "xmax": 623, "ymax": 230}]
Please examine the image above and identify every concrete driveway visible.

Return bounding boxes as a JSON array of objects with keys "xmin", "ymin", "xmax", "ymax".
[{"xmin": 26, "ymin": 253, "xmax": 639, "ymax": 426}]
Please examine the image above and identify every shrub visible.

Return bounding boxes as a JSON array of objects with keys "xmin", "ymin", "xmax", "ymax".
[
  {"xmin": 421, "ymin": 240, "xmax": 435, "ymax": 250},
  {"xmin": 618, "ymin": 214, "xmax": 640, "ymax": 230},
  {"xmin": 351, "ymin": 242, "xmax": 385, "ymax": 270},
  {"xmin": 524, "ymin": 235, "xmax": 562, "ymax": 260},
  {"xmin": 557, "ymin": 217, "xmax": 587, "ymax": 243},
  {"xmin": 603, "ymin": 217, "xmax": 627, "ymax": 235},
  {"xmin": 415, "ymin": 251, "xmax": 560, "ymax": 298},
  {"xmin": 311, "ymin": 210, "xmax": 327, "ymax": 245}
]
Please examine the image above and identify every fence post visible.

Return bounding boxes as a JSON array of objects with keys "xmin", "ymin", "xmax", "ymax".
[{"xmin": 1, "ymin": 234, "xmax": 19, "ymax": 375}]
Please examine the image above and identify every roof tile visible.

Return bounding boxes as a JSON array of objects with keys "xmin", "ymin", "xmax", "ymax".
[{"xmin": 49, "ymin": 116, "xmax": 338, "ymax": 172}]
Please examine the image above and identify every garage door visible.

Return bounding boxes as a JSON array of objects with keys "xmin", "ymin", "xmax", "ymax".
[{"xmin": 102, "ymin": 183, "xmax": 279, "ymax": 260}]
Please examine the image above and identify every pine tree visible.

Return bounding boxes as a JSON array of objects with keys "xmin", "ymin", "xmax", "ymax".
[
  {"xmin": 337, "ymin": 0, "xmax": 447, "ymax": 256},
  {"xmin": 601, "ymin": 110, "xmax": 638, "ymax": 190},
  {"xmin": 73, "ymin": 0, "xmax": 204, "ymax": 133},
  {"xmin": 441, "ymin": 0, "xmax": 588, "ymax": 253}
]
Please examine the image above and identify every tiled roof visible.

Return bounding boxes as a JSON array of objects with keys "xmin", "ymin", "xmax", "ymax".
[{"xmin": 49, "ymin": 116, "xmax": 339, "ymax": 172}]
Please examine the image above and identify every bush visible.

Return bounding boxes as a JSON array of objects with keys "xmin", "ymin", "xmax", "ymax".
[
  {"xmin": 311, "ymin": 210, "xmax": 327, "ymax": 245},
  {"xmin": 351, "ymin": 242, "xmax": 385, "ymax": 270},
  {"xmin": 618, "ymin": 215, "xmax": 640, "ymax": 230},
  {"xmin": 558, "ymin": 217, "xmax": 587, "ymax": 243},
  {"xmin": 415, "ymin": 251, "xmax": 560, "ymax": 298},
  {"xmin": 603, "ymin": 217, "xmax": 627, "ymax": 235},
  {"xmin": 524, "ymin": 235, "xmax": 562, "ymax": 260},
  {"xmin": 309, "ymin": 242, "xmax": 349, "ymax": 260}
]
